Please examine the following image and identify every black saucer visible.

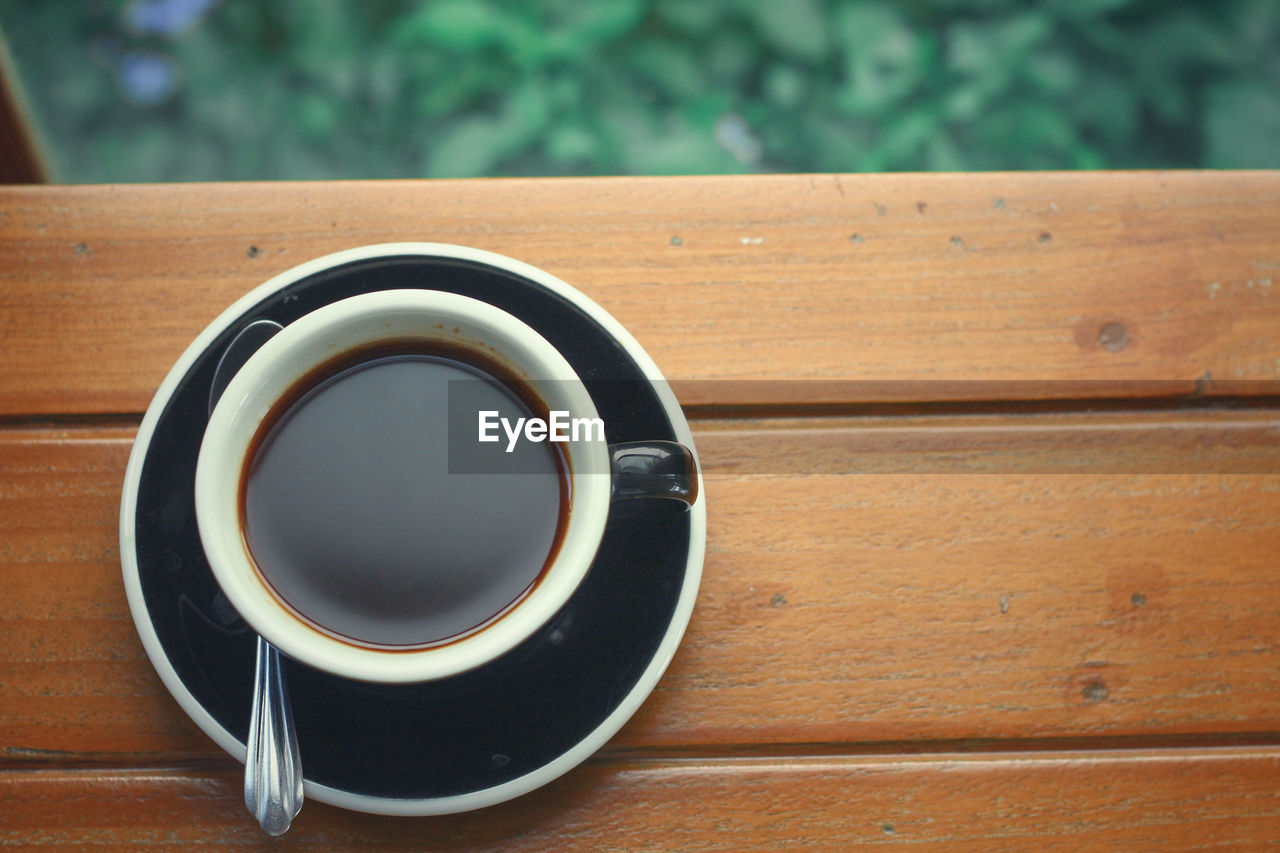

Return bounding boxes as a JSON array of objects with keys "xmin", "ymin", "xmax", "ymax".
[{"xmin": 121, "ymin": 250, "xmax": 703, "ymax": 813}]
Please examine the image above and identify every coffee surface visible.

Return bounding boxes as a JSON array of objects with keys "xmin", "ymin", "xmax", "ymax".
[{"xmin": 241, "ymin": 344, "xmax": 567, "ymax": 647}]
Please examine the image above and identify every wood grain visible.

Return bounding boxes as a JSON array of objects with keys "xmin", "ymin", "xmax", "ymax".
[
  {"xmin": 5, "ymin": 418, "xmax": 1280, "ymax": 762},
  {"xmin": 7, "ymin": 175, "xmax": 1280, "ymax": 845},
  {"xmin": 3, "ymin": 749, "xmax": 1278, "ymax": 850},
  {"xmin": 2, "ymin": 173, "xmax": 1280, "ymax": 415},
  {"xmin": 696, "ymin": 408, "xmax": 1280, "ymax": 474}
]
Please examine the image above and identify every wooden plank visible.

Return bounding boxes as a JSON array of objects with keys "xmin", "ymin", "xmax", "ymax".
[
  {"xmin": 4, "ymin": 418, "xmax": 1280, "ymax": 761},
  {"xmin": 2, "ymin": 173, "xmax": 1280, "ymax": 414},
  {"xmin": 696, "ymin": 408, "xmax": 1280, "ymax": 474},
  {"xmin": 0, "ymin": 428, "xmax": 209, "ymax": 759},
  {"xmin": 2, "ymin": 749, "xmax": 1279, "ymax": 849}
]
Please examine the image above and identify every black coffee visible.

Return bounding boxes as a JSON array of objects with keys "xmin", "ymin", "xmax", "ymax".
[{"xmin": 240, "ymin": 341, "xmax": 569, "ymax": 648}]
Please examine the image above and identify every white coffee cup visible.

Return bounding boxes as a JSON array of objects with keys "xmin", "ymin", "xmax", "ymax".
[{"xmin": 195, "ymin": 288, "xmax": 695, "ymax": 684}]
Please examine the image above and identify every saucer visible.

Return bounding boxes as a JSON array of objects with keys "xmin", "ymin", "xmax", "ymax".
[{"xmin": 119, "ymin": 244, "xmax": 706, "ymax": 815}]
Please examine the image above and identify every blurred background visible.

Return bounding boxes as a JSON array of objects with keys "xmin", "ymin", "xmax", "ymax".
[{"xmin": 1, "ymin": 0, "xmax": 1278, "ymax": 182}]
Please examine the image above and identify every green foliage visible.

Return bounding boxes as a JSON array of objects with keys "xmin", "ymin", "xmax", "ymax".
[{"xmin": 0, "ymin": 0, "xmax": 1277, "ymax": 181}]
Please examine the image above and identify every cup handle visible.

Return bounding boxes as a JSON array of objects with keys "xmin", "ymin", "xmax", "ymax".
[{"xmin": 609, "ymin": 441, "xmax": 699, "ymax": 507}]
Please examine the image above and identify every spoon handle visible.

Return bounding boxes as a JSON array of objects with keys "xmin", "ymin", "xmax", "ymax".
[
  {"xmin": 244, "ymin": 635, "xmax": 303, "ymax": 836},
  {"xmin": 208, "ymin": 318, "xmax": 302, "ymax": 834}
]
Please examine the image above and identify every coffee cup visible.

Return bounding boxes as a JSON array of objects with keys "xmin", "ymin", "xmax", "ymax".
[{"xmin": 195, "ymin": 287, "xmax": 697, "ymax": 684}]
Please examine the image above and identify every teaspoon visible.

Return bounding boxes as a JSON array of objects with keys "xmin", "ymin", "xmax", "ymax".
[{"xmin": 209, "ymin": 318, "xmax": 303, "ymax": 836}]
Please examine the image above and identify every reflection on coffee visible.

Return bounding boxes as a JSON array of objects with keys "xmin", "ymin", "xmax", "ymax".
[{"xmin": 240, "ymin": 341, "xmax": 569, "ymax": 648}]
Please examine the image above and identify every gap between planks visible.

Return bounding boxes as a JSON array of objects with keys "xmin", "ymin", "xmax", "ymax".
[{"xmin": 3, "ymin": 747, "xmax": 1280, "ymax": 850}]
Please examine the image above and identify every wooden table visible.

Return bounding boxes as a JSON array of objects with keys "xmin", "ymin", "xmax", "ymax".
[{"xmin": 3, "ymin": 173, "xmax": 1280, "ymax": 849}]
